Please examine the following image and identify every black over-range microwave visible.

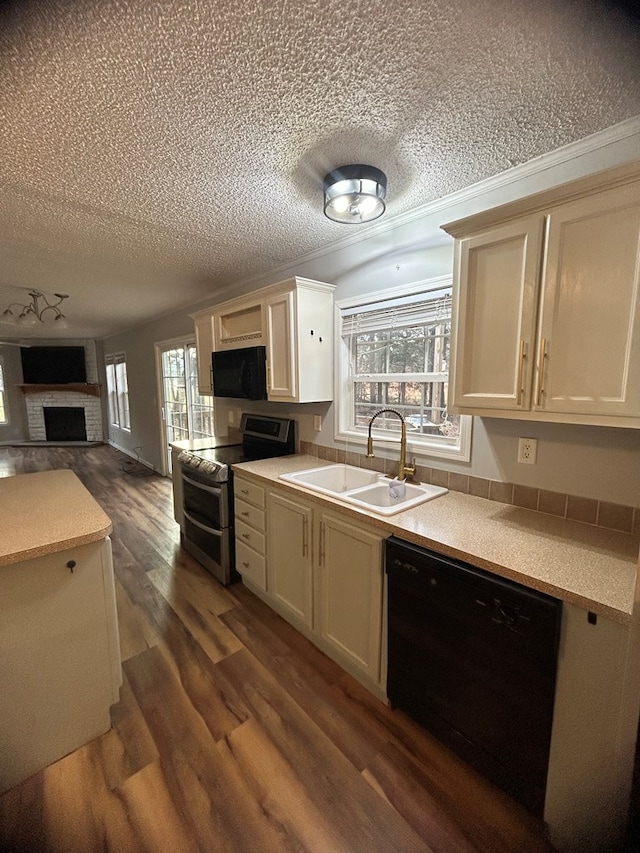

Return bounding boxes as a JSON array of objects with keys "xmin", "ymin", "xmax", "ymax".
[{"xmin": 211, "ymin": 345, "xmax": 268, "ymax": 400}]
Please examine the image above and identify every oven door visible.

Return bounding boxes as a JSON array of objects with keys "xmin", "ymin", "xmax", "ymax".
[
  {"xmin": 182, "ymin": 509, "xmax": 232, "ymax": 584},
  {"xmin": 182, "ymin": 472, "xmax": 230, "ymax": 529}
]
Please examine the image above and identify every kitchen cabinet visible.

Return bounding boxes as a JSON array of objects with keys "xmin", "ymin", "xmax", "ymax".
[
  {"xmin": 191, "ymin": 310, "xmax": 215, "ymax": 395},
  {"xmin": 267, "ymin": 490, "xmax": 313, "ymax": 627},
  {"xmin": 264, "ymin": 279, "xmax": 335, "ymax": 403},
  {"xmin": 263, "ymin": 486, "xmax": 385, "ymax": 693},
  {"xmin": 0, "ymin": 538, "xmax": 121, "ymax": 794},
  {"xmin": 193, "ymin": 276, "xmax": 335, "ymax": 403},
  {"xmin": 444, "ymin": 163, "xmax": 640, "ymax": 427},
  {"xmin": 316, "ymin": 512, "xmax": 384, "ymax": 685},
  {"xmin": 234, "ymin": 475, "xmax": 267, "ymax": 590}
]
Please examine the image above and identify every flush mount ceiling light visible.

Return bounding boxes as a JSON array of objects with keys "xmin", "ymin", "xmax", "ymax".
[
  {"xmin": 1, "ymin": 290, "xmax": 69, "ymax": 328},
  {"xmin": 323, "ymin": 164, "xmax": 387, "ymax": 224}
]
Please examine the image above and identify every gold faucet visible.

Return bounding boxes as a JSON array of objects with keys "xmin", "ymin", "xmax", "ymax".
[{"xmin": 366, "ymin": 408, "xmax": 416, "ymax": 481}]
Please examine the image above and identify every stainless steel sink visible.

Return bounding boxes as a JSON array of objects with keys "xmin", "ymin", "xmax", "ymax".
[{"xmin": 279, "ymin": 464, "xmax": 447, "ymax": 515}]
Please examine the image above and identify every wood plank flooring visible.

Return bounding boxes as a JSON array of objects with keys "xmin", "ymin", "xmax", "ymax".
[{"xmin": 0, "ymin": 445, "xmax": 564, "ymax": 852}]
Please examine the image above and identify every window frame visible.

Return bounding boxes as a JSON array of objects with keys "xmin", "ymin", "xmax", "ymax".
[
  {"xmin": 105, "ymin": 351, "xmax": 131, "ymax": 432},
  {"xmin": 334, "ymin": 276, "xmax": 472, "ymax": 462}
]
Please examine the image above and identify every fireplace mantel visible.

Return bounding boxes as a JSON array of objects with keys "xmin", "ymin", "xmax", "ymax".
[{"xmin": 17, "ymin": 384, "xmax": 101, "ymax": 398}]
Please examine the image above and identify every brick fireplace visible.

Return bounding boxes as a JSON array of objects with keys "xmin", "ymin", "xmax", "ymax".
[
  {"xmin": 24, "ymin": 390, "xmax": 103, "ymax": 442},
  {"xmin": 20, "ymin": 340, "xmax": 104, "ymax": 443}
]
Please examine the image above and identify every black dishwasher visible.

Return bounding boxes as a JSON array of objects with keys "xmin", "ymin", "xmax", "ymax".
[{"xmin": 386, "ymin": 536, "xmax": 562, "ymax": 816}]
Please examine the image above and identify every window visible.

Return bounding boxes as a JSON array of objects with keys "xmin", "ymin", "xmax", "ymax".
[
  {"xmin": 105, "ymin": 352, "xmax": 131, "ymax": 430},
  {"xmin": 0, "ymin": 359, "xmax": 7, "ymax": 424},
  {"xmin": 337, "ymin": 278, "xmax": 471, "ymax": 461},
  {"xmin": 157, "ymin": 340, "xmax": 215, "ymax": 473}
]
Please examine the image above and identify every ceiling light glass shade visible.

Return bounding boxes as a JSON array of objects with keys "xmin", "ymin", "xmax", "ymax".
[{"xmin": 323, "ymin": 164, "xmax": 387, "ymax": 224}]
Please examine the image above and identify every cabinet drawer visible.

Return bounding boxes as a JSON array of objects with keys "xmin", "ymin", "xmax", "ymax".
[
  {"xmin": 234, "ymin": 498, "xmax": 266, "ymax": 531},
  {"xmin": 235, "ymin": 539, "xmax": 266, "ymax": 589},
  {"xmin": 234, "ymin": 478, "xmax": 265, "ymax": 509},
  {"xmin": 235, "ymin": 518, "xmax": 266, "ymax": 555}
]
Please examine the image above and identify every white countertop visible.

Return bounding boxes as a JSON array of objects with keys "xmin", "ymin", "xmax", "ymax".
[
  {"xmin": 0, "ymin": 469, "xmax": 112, "ymax": 567},
  {"xmin": 233, "ymin": 455, "xmax": 639, "ymax": 625}
]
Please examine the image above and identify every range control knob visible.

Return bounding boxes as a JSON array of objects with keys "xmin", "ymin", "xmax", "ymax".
[
  {"xmin": 200, "ymin": 461, "xmax": 215, "ymax": 474},
  {"xmin": 177, "ymin": 451, "xmax": 192, "ymax": 464}
]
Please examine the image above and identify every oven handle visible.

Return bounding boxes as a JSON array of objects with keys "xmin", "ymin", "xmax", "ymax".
[
  {"xmin": 182, "ymin": 471, "xmax": 223, "ymax": 497},
  {"xmin": 183, "ymin": 510, "xmax": 223, "ymax": 537}
]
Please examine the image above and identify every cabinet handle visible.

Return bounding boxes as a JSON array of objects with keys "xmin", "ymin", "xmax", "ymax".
[
  {"xmin": 241, "ymin": 510, "xmax": 250, "ymax": 517},
  {"xmin": 302, "ymin": 515, "xmax": 309, "ymax": 557},
  {"xmin": 516, "ymin": 339, "xmax": 526, "ymax": 406},
  {"xmin": 242, "ymin": 533, "xmax": 250, "ymax": 540},
  {"xmin": 242, "ymin": 561, "xmax": 250, "ymax": 569},
  {"xmin": 266, "ymin": 361, "xmax": 272, "ymax": 393},
  {"xmin": 318, "ymin": 521, "xmax": 325, "ymax": 567},
  {"xmin": 240, "ymin": 488, "xmax": 249, "ymax": 495},
  {"xmin": 535, "ymin": 338, "xmax": 547, "ymax": 407}
]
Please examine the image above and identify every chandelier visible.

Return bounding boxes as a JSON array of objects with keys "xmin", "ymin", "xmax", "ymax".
[{"xmin": 2, "ymin": 290, "xmax": 69, "ymax": 328}]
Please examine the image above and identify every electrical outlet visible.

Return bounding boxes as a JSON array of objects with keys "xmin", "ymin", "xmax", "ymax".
[
  {"xmin": 517, "ymin": 437, "xmax": 537, "ymax": 464},
  {"xmin": 313, "ymin": 415, "xmax": 322, "ymax": 431}
]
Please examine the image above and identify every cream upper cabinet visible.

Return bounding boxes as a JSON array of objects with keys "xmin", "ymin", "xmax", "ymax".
[
  {"xmin": 192, "ymin": 311, "xmax": 215, "ymax": 395},
  {"xmin": 198, "ymin": 276, "xmax": 335, "ymax": 403},
  {"xmin": 451, "ymin": 215, "xmax": 544, "ymax": 412},
  {"xmin": 265, "ymin": 278, "xmax": 335, "ymax": 403},
  {"xmin": 445, "ymin": 163, "xmax": 640, "ymax": 427}
]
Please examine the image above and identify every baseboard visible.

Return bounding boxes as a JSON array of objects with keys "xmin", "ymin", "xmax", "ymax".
[{"xmin": 107, "ymin": 439, "xmax": 156, "ymax": 472}]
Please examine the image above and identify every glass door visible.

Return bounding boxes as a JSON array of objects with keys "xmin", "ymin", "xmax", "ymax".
[{"xmin": 157, "ymin": 340, "xmax": 215, "ymax": 474}]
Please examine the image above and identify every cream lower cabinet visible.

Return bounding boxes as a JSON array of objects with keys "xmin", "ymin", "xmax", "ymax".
[
  {"xmin": 234, "ymin": 476, "xmax": 267, "ymax": 590},
  {"xmin": 0, "ymin": 538, "xmax": 121, "ymax": 794},
  {"xmin": 315, "ymin": 512, "xmax": 384, "ymax": 686},
  {"xmin": 267, "ymin": 490, "xmax": 313, "ymax": 628},
  {"xmin": 264, "ymin": 487, "xmax": 385, "ymax": 694},
  {"xmin": 445, "ymin": 166, "xmax": 640, "ymax": 427}
]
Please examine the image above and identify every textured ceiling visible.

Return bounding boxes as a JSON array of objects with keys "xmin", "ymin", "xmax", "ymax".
[{"xmin": 1, "ymin": 0, "xmax": 639, "ymax": 340}]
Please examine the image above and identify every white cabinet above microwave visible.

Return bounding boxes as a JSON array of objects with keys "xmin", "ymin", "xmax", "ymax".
[{"xmin": 191, "ymin": 276, "xmax": 336, "ymax": 403}]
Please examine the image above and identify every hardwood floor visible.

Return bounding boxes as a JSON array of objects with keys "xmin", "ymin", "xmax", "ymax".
[{"xmin": 0, "ymin": 445, "xmax": 560, "ymax": 853}]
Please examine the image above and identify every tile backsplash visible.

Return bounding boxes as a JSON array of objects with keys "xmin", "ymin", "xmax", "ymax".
[{"xmin": 300, "ymin": 441, "xmax": 640, "ymax": 537}]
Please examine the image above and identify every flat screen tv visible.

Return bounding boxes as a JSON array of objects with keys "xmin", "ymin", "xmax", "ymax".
[{"xmin": 20, "ymin": 346, "xmax": 87, "ymax": 384}]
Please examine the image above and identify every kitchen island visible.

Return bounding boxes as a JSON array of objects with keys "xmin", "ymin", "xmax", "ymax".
[
  {"xmin": 0, "ymin": 469, "xmax": 121, "ymax": 794},
  {"xmin": 233, "ymin": 454, "xmax": 640, "ymax": 853}
]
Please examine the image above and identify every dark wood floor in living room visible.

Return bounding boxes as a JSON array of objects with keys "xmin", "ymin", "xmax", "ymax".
[{"xmin": 0, "ymin": 445, "xmax": 558, "ymax": 853}]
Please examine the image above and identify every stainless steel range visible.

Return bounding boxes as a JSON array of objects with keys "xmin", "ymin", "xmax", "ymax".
[{"xmin": 177, "ymin": 414, "xmax": 296, "ymax": 584}]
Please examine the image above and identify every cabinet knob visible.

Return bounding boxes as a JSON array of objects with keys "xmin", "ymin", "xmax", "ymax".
[{"xmin": 67, "ymin": 560, "xmax": 76, "ymax": 573}]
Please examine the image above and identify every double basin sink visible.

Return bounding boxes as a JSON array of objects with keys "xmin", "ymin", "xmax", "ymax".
[{"xmin": 279, "ymin": 463, "xmax": 447, "ymax": 516}]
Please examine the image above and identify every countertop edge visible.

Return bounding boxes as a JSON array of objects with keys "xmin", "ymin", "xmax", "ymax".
[{"xmin": 0, "ymin": 522, "xmax": 113, "ymax": 568}]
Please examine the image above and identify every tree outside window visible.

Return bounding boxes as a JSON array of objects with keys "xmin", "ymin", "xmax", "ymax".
[{"xmin": 337, "ymin": 279, "xmax": 471, "ymax": 461}]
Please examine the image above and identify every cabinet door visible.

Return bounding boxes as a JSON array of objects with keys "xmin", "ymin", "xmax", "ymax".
[
  {"xmin": 316, "ymin": 513, "xmax": 384, "ymax": 683},
  {"xmin": 265, "ymin": 290, "xmax": 297, "ymax": 401},
  {"xmin": 451, "ymin": 215, "xmax": 544, "ymax": 411},
  {"xmin": 267, "ymin": 492, "xmax": 313, "ymax": 628},
  {"xmin": 193, "ymin": 313, "xmax": 214, "ymax": 394},
  {"xmin": 537, "ymin": 183, "xmax": 640, "ymax": 419}
]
